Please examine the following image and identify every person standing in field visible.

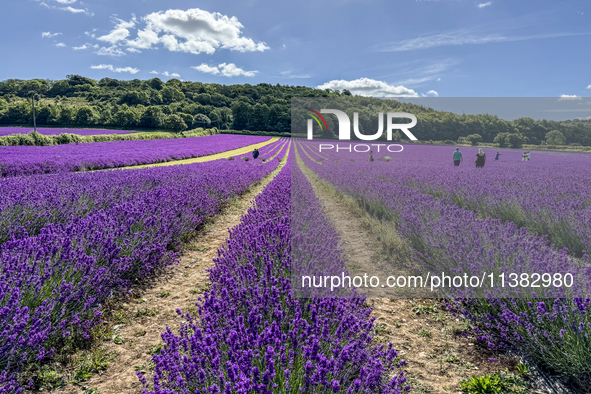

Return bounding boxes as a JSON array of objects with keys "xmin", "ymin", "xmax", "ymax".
[
  {"xmin": 453, "ymin": 148, "xmax": 463, "ymax": 166},
  {"xmin": 475, "ymin": 148, "xmax": 486, "ymax": 168},
  {"xmin": 495, "ymin": 151, "xmax": 501, "ymax": 160},
  {"xmin": 527, "ymin": 151, "xmax": 531, "ymax": 161},
  {"xmin": 522, "ymin": 151, "xmax": 527, "ymax": 161},
  {"xmin": 369, "ymin": 151, "xmax": 374, "ymax": 162},
  {"xmin": 252, "ymin": 148, "xmax": 259, "ymax": 159}
]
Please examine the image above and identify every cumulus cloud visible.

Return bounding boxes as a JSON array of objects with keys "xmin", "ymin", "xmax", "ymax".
[
  {"xmin": 425, "ymin": 90, "xmax": 439, "ymax": 97},
  {"xmin": 42, "ymin": 31, "xmax": 62, "ymax": 38},
  {"xmin": 149, "ymin": 70, "xmax": 159, "ymax": 75},
  {"xmin": 98, "ymin": 17, "xmax": 137, "ymax": 44},
  {"xmin": 91, "ymin": 64, "xmax": 139, "ymax": 74},
  {"xmin": 56, "ymin": 42, "xmax": 66, "ymax": 47},
  {"xmin": 316, "ymin": 78, "xmax": 418, "ymax": 97},
  {"xmin": 100, "ymin": 8, "xmax": 270, "ymax": 55},
  {"xmin": 478, "ymin": 2, "xmax": 492, "ymax": 8},
  {"xmin": 193, "ymin": 63, "xmax": 258, "ymax": 77},
  {"xmin": 587, "ymin": 84, "xmax": 591, "ymax": 89}
]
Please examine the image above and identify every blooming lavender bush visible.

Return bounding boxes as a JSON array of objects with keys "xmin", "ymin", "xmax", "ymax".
[
  {"xmin": 0, "ymin": 152, "xmax": 285, "ymax": 393},
  {"xmin": 137, "ymin": 153, "xmax": 409, "ymax": 394},
  {"xmin": 0, "ymin": 134, "xmax": 270, "ymax": 177}
]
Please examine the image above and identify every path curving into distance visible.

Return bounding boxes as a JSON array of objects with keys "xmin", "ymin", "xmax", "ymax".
[{"xmin": 115, "ymin": 137, "xmax": 281, "ymax": 170}]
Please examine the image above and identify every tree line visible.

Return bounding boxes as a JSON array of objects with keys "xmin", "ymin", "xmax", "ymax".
[{"xmin": 1, "ymin": 75, "xmax": 590, "ymax": 147}]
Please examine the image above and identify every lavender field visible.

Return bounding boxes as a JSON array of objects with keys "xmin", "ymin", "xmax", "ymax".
[
  {"xmin": 0, "ymin": 134, "xmax": 270, "ymax": 176},
  {"xmin": 0, "ymin": 140, "xmax": 290, "ymax": 392},
  {"xmin": 297, "ymin": 140, "xmax": 591, "ymax": 389},
  {"xmin": 2, "ymin": 136, "xmax": 591, "ymax": 393},
  {"xmin": 0, "ymin": 127, "xmax": 136, "ymax": 137}
]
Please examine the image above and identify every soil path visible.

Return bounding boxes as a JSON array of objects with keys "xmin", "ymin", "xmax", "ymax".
[
  {"xmin": 116, "ymin": 137, "xmax": 280, "ymax": 170},
  {"xmin": 294, "ymin": 143, "xmax": 516, "ymax": 394},
  {"xmin": 53, "ymin": 142, "xmax": 289, "ymax": 394}
]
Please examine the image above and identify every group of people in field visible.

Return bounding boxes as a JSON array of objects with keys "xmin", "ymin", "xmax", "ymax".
[{"xmin": 452, "ymin": 148, "xmax": 530, "ymax": 168}]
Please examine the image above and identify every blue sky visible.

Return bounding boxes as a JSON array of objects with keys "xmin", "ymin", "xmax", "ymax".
[{"xmin": 0, "ymin": 0, "xmax": 589, "ymax": 97}]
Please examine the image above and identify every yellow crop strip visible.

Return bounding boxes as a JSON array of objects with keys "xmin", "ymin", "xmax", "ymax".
[{"xmin": 116, "ymin": 137, "xmax": 280, "ymax": 170}]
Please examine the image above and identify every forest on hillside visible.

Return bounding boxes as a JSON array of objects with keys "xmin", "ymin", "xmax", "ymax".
[{"xmin": 1, "ymin": 75, "xmax": 590, "ymax": 146}]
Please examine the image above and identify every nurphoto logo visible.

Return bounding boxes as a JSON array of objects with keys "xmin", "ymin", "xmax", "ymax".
[{"xmin": 305, "ymin": 108, "xmax": 418, "ymax": 141}]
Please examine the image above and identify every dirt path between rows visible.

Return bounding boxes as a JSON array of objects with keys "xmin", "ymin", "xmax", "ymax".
[
  {"xmin": 117, "ymin": 137, "xmax": 280, "ymax": 170},
  {"xmin": 51, "ymin": 144, "xmax": 289, "ymax": 394},
  {"xmin": 294, "ymin": 143, "xmax": 518, "ymax": 394}
]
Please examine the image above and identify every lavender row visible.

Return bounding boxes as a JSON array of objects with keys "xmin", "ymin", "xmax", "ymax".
[
  {"xmin": 298, "ymin": 140, "xmax": 591, "ymax": 385},
  {"xmin": 318, "ymin": 143, "xmax": 591, "ymax": 255},
  {"xmin": 0, "ymin": 127, "xmax": 135, "ymax": 136},
  {"xmin": 298, "ymin": 141, "xmax": 588, "ymax": 295},
  {"xmin": 137, "ymin": 151, "xmax": 409, "ymax": 394},
  {"xmin": 231, "ymin": 137, "xmax": 288, "ymax": 161},
  {"xmin": 0, "ymin": 134, "xmax": 270, "ymax": 177},
  {"xmin": 0, "ymin": 157, "xmax": 282, "ymax": 393}
]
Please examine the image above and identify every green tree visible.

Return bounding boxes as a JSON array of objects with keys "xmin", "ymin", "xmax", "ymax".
[
  {"xmin": 162, "ymin": 114, "xmax": 187, "ymax": 131},
  {"xmin": 545, "ymin": 130, "xmax": 566, "ymax": 145},
  {"xmin": 139, "ymin": 106, "xmax": 164, "ymax": 129},
  {"xmin": 192, "ymin": 114, "xmax": 211, "ymax": 128},
  {"xmin": 162, "ymin": 86, "xmax": 185, "ymax": 104},
  {"xmin": 465, "ymin": 134, "xmax": 483, "ymax": 145},
  {"xmin": 231, "ymin": 101, "xmax": 252, "ymax": 130},
  {"xmin": 75, "ymin": 106, "xmax": 96, "ymax": 125}
]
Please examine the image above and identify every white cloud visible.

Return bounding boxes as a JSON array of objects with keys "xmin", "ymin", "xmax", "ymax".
[
  {"xmin": 62, "ymin": 6, "xmax": 86, "ymax": 13},
  {"xmin": 73, "ymin": 44, "xmax": 88, "ymax": 50},
  {"xmin": 280, "ymin": 70, "xmax": 311, "ymax": 79},
  {"xmin": 316, "ymin": 78, "xmax": 418, "ymax": 97},
  {"xmin": 377, "ymin": 31, "xmax": 588, "ymax": 52},
  {"xmin": 42, "ymin": 31, "xmax": 62, "ymax": 38},
  {"xmin": 149, "ymin": 70, "xmax": 159, "ymax": 75},
  {"xmin": 559, "ymin": 94, "xmax": 581, "ymax": 101},
  {"xmin": 162, "ymin": 71, "xmax": 181, "ymax": 78},
  {"xmin": 126, "ymin": 47, "xmax": 141, "ymax": 53},
  {"xmin": 56, "ymin": 42, "xmax": 66, "ymax": 47},
  {"xmin": 587, "ymin": 84, "xmax": 591, "ymax": 89},
  {"xmin": 425, "ymin": 90, "xmax": 439, "ymax": 96},
  {"xmin": 478, "ymin": 2, "xmax": 492, "ymax": 8},
  {"xmin": 91, "ymin": 64, "xmax": 139, "ymax": 74},
  {"xmin": 38, "ymin": 0, "xmax": 92, "ymax": 15},
  {"xmin": 123, "ymin": 8, "xmax": 269, "ymax": 55},
  {"xmin": 96, "ymin": 46, "xmax": 126, "ymax": 57},
  {"xmin": 193, "ymin": 64, "xmax": 219, "ymax": 74},
  {"xmin": 98, "ymin": 17, "xmax": 136, "ymax": 44},
  {"xmin": 192, "ymin": 63, "xmax": 258, "ymax": 77}
]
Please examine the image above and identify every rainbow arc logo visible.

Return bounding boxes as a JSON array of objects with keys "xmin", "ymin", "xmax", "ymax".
[{"xmin": 305, "ymin": 108, "xmax": 329, "ymax": 134}]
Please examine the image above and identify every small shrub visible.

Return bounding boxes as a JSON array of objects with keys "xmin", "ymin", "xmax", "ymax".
[
  {"xmin": 459, "ymin": 371, "xmax": 529, "ymax": 394},
  {"xmin": 136, "ymin": 308, "xmax": 158, "ymax": 317}
]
